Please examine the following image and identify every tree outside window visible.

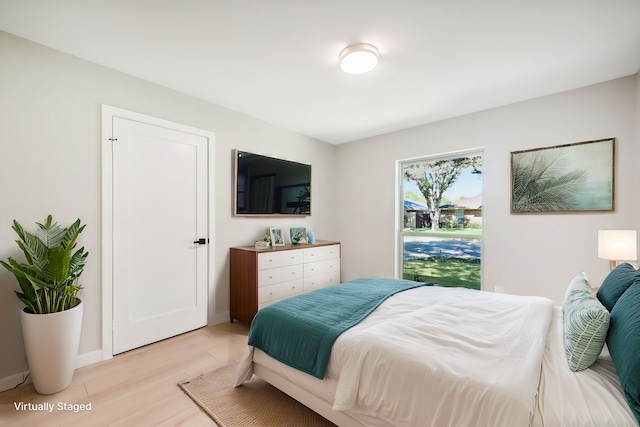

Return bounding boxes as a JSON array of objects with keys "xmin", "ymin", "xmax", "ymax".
[{"xmin": 401, "ymin": 153, "xmax": 483, "ymax": 290}]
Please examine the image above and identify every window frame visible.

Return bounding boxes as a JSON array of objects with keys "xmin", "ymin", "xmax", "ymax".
[{"xmin": 395, "ymin": 148, "xmax": 484, "ymax": 288}]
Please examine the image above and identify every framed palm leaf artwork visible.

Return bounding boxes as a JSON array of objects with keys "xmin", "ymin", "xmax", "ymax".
[{"xmin": 511, "ymin": 138, "xmax": 615, "ymax": 213}]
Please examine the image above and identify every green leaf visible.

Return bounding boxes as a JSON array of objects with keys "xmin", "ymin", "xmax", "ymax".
[
  {"xmin": 35, "ymin": 216, "xmax": 67, "ymax": 249},
  {"xmin": 1, "ymin": 215, "xmax": 89, "ymax": 314}
]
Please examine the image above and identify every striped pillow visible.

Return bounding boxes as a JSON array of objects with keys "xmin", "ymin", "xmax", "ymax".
[{"xmin": 563, "ymin": 272, "xmax": 610, "ymax": 372}]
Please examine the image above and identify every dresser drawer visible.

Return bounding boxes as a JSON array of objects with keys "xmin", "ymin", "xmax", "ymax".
[
  {"xmin": 304, "ymin": 271, "xmax": 340, "ymax": 292},
  {"xmin": 303, "ymin": 244, "xmax": 340, "ymax": 263},
  {"xmin": 304, "ymin": 258, "xmax": 340, "ymax": 277},
  {"xmin": 258, "ymin": 264, "xmax": 303, "ymax": 287},
  {"xmin": 258, "ymin": 249, "xmax": 303, "ymax": 270},
  {"xmin": 259, "ymin": 279, "xmax": 304, "ymax": 304}
]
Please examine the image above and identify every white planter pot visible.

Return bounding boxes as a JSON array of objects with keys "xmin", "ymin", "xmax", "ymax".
[{"xmin": 20, "ymin": 299, "xmax": 83, "ymax": 394}]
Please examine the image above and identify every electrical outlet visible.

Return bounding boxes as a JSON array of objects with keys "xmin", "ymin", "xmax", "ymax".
[{"xmin": 494, "ymin": 286, "xmax": 505, "ymax": 294}]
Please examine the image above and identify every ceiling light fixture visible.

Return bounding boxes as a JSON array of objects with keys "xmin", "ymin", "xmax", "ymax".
[{"xmin": 339, "ymin": 43, "xmax": 379, "ymax": 74}]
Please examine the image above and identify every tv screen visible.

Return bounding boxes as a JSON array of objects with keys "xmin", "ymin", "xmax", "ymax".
[{"xmin": 234, "ymin": 150, "xmax": 311, "ymax": 216}]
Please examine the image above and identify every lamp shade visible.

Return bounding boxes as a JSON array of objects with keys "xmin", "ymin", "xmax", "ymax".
[{"xmin": 598, "ymin": 230, "xmax": 637, "ymax": 261}]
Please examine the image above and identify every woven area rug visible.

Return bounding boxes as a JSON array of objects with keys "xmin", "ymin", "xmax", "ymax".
[{"xmin": 178, "ymin": 363, "xmax": 337, "ymax": 427}]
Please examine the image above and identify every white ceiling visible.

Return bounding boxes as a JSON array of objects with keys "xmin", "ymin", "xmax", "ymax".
[{"xmin": 1, "ymin": 1, "xmax": 639, "ymax": 144}]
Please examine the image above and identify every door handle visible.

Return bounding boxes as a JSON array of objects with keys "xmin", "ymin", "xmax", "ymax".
[{"xmin": 193, "ymin": 238, "xmax": 208, "ymax": 245}]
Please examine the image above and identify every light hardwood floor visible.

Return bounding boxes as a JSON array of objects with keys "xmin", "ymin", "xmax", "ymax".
[{"xmin": 0, "ymin": 322, "xmax": 250, "ymax": 427}]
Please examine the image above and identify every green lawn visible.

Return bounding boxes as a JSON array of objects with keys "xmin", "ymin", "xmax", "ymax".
[
  {"xmin": 403, "ymin": 256, "xmax": 481, "ymax": 290},
  {"xmin": 402, "ymin": 227, "xmax": 482, "ymax": 290}
]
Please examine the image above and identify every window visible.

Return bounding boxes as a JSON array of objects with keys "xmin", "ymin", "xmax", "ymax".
[{"xmin": 398, "ymin": 150, "xmax": 483, "ymax": 289}]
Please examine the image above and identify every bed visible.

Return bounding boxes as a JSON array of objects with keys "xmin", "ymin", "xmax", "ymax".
[{"xmin": 235, "ymin": 269, "xmax": 640, "ymax": 427}]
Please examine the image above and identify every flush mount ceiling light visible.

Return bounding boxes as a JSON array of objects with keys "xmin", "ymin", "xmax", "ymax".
[{"xmin": 339, "ymin": 43, "xmax": 379, "ymax": 74}]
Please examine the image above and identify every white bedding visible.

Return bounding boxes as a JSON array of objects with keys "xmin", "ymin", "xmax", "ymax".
[
  {"xmin": 328, "ymin": 286, "xmax": 553, "ymax": 427},
  {"xmin": 532, "ymin": 308, "xmax": 638, "ymax": 427},
  {"xmin": 236, "ymin": 285, "xmax": 638, "ymax": 427}
]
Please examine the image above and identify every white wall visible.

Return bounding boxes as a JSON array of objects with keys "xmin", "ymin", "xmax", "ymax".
[
  {"xmin": 335, "ymin": 75, "xmax": 639, "ymax": 305},
  {"xmin": 0, "ymin": 32, "xmax": 337, "ymax": 385}
]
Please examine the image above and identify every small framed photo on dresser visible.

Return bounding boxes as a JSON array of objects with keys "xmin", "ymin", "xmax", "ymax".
[
  {"xmin": 290, "ymin": 227, "xmax": 307, "ymax": 244},
  {"xmin": 269, "ymin": 227, "xmax": 285, "ymax": 246}
]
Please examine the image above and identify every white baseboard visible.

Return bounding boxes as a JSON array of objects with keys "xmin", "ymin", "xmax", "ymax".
[
  {"xmin": 0, "ymin": 349, "xmax": 105, "ymax": 393},
  {"xmin": 210, "ymin": 310, "xmax": 230, "ymax": 326},
  {"xmin": 75, "ymin": 350, "xmax": 103, "ymax": 369},
  {"xmin": 0, "ymin": 371, "xmax": 31, "ymax": 393}
]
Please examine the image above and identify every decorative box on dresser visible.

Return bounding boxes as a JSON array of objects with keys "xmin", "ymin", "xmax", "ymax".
[{"xmin": 230, "ymin": 240, "xmax": 341, "ymax": 325}]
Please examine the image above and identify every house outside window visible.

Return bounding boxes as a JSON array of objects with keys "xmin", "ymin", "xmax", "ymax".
[{"xmin": 398, "ymin": 150, "xmax": 483, "ymax": 290}]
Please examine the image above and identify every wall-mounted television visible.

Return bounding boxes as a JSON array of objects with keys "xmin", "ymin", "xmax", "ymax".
[{"xmin": 234, "ymin": 150, "xmax": 311, "ymax": 216}]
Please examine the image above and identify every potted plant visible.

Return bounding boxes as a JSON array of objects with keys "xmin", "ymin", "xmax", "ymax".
[{"xmin": 0, "ymin": 215, "xmax": 88, "ymax": 394}]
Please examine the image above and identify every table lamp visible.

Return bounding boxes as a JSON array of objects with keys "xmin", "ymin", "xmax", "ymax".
[{"xmin": 598, "ymin": 230, "xmax": 637, "ymax": 270}]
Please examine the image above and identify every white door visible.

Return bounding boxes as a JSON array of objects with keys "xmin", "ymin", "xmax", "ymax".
[{"xmin": 111, "ymin": 117, "xmax": 208, "ymax": 354}]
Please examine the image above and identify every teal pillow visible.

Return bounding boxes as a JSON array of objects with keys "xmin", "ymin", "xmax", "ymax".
[
  {"xmin": 597, "ymin": 263, "xmax": 640, "ymax": 311},
  {"xmin": 607, "ymin": 281, "xmax": 640, "ymax": 424},
  {"xmin": 563, "ymin": 272, "xmax": 610, "ymax": 372}
]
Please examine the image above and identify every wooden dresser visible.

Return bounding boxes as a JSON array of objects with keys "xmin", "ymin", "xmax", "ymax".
[{"xmin": 230, "ymin": 240, "xmax": 340, "ymax": 325}]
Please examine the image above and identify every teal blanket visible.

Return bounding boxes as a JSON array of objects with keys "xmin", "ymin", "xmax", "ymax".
[{"xmin": 248, "ymin": 277, "xmax": 430, "ymax": 379}]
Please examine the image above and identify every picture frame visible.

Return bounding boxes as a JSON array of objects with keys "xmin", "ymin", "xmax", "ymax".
[
  {"xmin": 289, "ymin": 227, "xmax": 307, "ymax": 244},
  {"xmin": 269, "ymin": 227, "xmax": 285, "ymax": 246},
  {"xmin": 510, "ymin": 138, "xmax": 615, "ymax": 213}
]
